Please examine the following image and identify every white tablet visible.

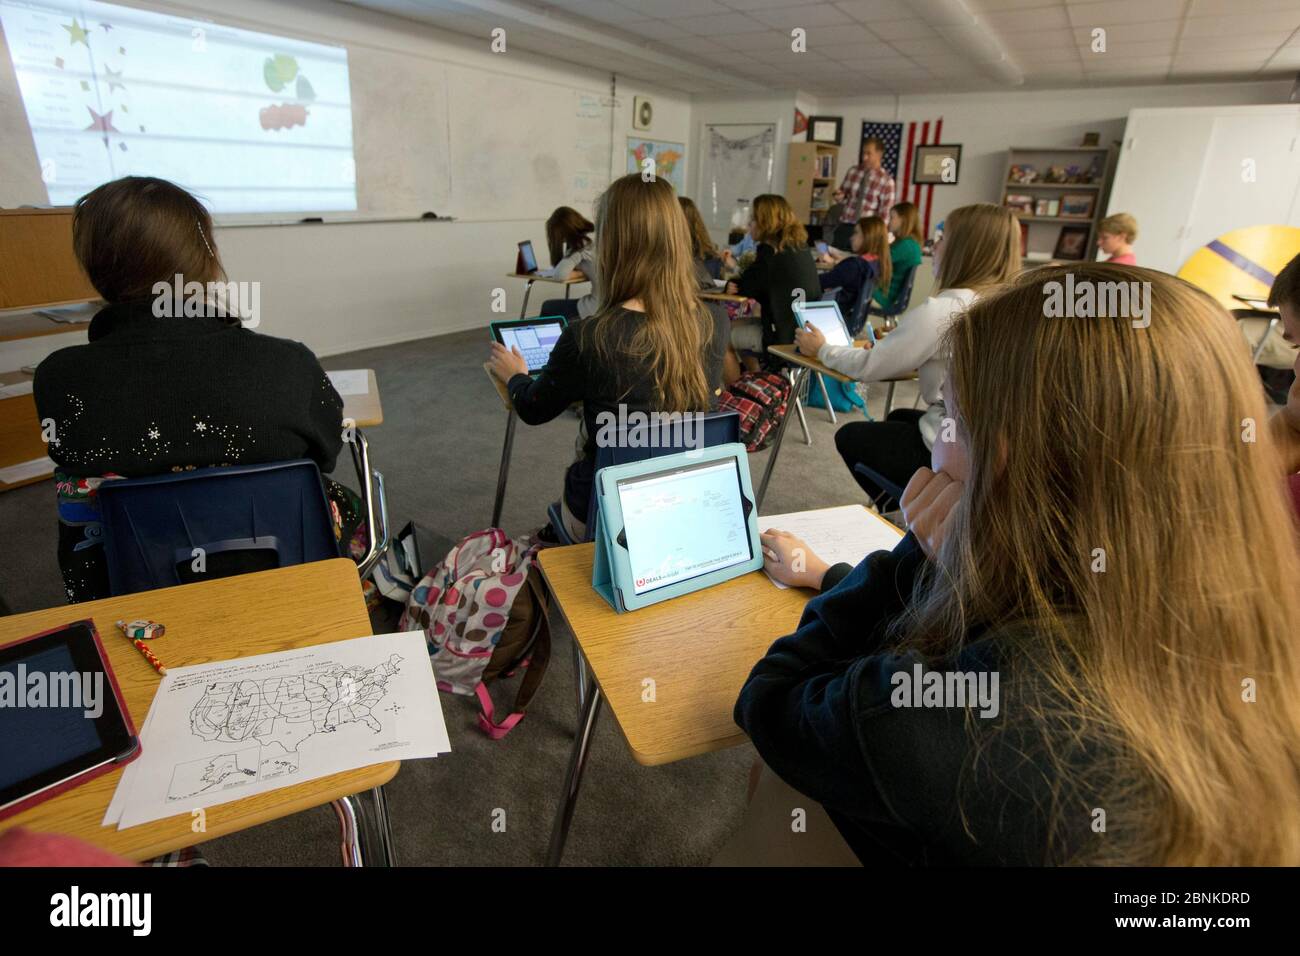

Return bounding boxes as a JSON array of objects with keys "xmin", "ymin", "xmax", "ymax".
[{"xmin": 793, "ymin": 299, "xmax": 853, "ymax": 347}]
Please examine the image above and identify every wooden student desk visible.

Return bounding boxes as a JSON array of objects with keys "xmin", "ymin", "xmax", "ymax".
[
  {"xmin": 331, "ymin": 368, "xmax": 384, "ymax": 427},
  {"xmin": 0, "ymin": 559, "xmax": 400, "ymax": 865},
  {"xmin": 536, "ymin": 505, "xmax": 904, "ymax": 864},
  {"xmin": 505, "ymin": 272, "xmax": 588, "ymax": 319}
]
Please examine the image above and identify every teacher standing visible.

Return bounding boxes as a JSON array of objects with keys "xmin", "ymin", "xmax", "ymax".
[{"xmin": 832, "ymin": 136, "xmax": 896, "ymax": 252}]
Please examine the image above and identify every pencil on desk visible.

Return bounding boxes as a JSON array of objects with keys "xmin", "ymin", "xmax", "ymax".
[{"xmin": 115, "ymin": 620, "xmax": 169, "ymax": 675}]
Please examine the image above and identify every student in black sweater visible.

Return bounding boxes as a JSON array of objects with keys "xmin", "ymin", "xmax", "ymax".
[
  {"xmin": 816, "ymin": 215, "xmax": 890, "ymax": 323},
  {"xmin": 726, "ymin": 194, "xmax": 820, "ymax": 360},
  {"xmin": 732, "ymin": 265, "xmax": 1300, "ymax": 866},
  {"xmin": 33, "ymin": 177, "xmax": 349, "ymax": 603},
  {"xmin": 489, "ymin": 175, "xmax": 728, "ymax": 540}
]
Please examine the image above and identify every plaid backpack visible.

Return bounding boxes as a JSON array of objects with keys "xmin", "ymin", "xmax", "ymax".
[
  {"xmin": 399, "ymin": 528, "xmax": 550, "ymax": 739},
  {"xmin": 718, "ymin": 371, "xmax": 792, "ymax": 451}
]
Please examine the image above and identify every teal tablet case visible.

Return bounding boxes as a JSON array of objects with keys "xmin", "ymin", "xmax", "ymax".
[{"xmin": 591, "ymin": 443, "xmax": 762, "ymax": 613}]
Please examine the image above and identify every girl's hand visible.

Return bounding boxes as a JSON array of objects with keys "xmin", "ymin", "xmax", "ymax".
[
  {"xmin": 489, "ymin": 342, "xmax": 529, "ymax": 381},
  {"xmin": 794, "ymin": 324, "xmax": 827, "ymax": 356},
  {"xmin": 721, "ymin": 250, "xmax": 737, "ymax": 266},
  {"xmin": 725, "ymin": 281, "xmax": 740, "ymax": 295},
  {"xmin": 761, "ymin": 529, "xmax": 830, "ymax": 589},
  {"xmin": 899, "ymin": 467, "xmax": 963, "ymax": 559}
]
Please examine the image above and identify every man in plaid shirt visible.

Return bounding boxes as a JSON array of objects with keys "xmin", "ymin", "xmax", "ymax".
[{"xmin": 832, "ymin": 136, "xmax": 895, "ymax": 250}]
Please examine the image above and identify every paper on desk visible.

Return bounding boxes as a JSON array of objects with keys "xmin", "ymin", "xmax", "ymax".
[
  {"xmin": 326, "ymin": 369, "xmax": 369, "ymax": 396},
  {"xmin": 105, "ymin": 631, "xmax": 449, "ymax": 830},
  {"xmin": 758, "ymin": 505, "xmax": 904, "ymax": 589},
  {"xmin": 0, "ymin": 456, "xmax": 53, "ymax": 484},
  {"xmin": 0, "ymin": 380, "xmax": 33, "ymax": 399},
  {"xmin": 36, "ymin": 302, "xmax": 98, "ymax": 323}
]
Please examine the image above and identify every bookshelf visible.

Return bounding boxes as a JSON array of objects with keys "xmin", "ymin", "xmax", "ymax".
[
  {"xmin": 1001, "ymin": 145, "xmax": 1117, "ymax": 265},
  {"xmin": 0, "ymin": 208, "xmax": 98, "ymax": 492},
  {"xmin": 786, "ymin": 141, "xmax": 839, "ymax": 226}
]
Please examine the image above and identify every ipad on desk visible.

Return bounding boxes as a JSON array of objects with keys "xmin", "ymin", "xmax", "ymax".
[
  {"xmin": 591, "ymin": 444, "xmax": 762, "ymax": 612},
  {"xmin": 515, "ymin": 239, "xmax": 540, "ymax": 275},
  {"xmin": 0, "ymin": 620, "xmax": 140, "ymax": 821},
  {"xmin": 793, "ymin": 298, "xmax": 854, "ymax": 347},
  {"xmin": 490, "ymin": 316, "xmax": 568, "ymax": 375}
]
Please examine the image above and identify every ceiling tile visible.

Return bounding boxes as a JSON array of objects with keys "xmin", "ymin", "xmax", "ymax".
[
  {"xmin": 1189, "ymin": 0, "xmax": 1300, "ymax": 15},
  {"xmin": 1178, "ymin": 33, "xmax": 1289, "ymax": 53},
  {"xmin": 1067, "ymin": 0, "xmax": 1187, "ymax": 26},
  {"xmin": 1181, "ymin": 12, "xmax": 1300, "ymax": 38},
  {"xmin": 616, "ymin": 19, "xmax": 694, "ymax": 40},
  {"xmin": 980, "ymin": 6, "xmax": 1071, "ymax": 32},
  {"xmin": 751, "ymin": 3, "xmax": 856, "ymax": 30},
  {"xmin": 831, "ymin": 0, "xmax": 914, "ymax": 21},
  {"xmin": 869, "ymin": 18, "xmax": 937, "ymax": 40},
  {"xmin": 681, "ymin": 13, "xmax": 770, "ymax": 35}
]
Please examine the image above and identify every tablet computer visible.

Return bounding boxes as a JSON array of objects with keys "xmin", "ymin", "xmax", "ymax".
[
  {"xmin": 591, "ymin": 444, "xmax": 762, "ymax": 612},
  {"xmin": 489, "ymin": 316, "xmax": 568, "ymax": 375},
  {"xmin": 516, "ymin": 239, "xmax": 539, "ymax": 274},
  {"xmin": 794, "ymin": 298, "xmax": 853, "ymax": 347},
  {"xmin": 0, "ymin": 620, "xmax": 140, "ymax": 821}
]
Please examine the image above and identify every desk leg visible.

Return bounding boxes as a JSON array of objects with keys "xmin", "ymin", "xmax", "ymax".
[
  {"xmin": 884, "ymin": 381, "xmax": 897, "ymax": 416},
  {"xmin": 757, "ymin": 367, "xmax": 809, "ymax": 512},
  {"xmin": 815, "ymin": 373, "xmax": 837, "ymax": 424},
  {"xmin": 786, "ymin": 369, "xmax": 811, "ymax": 446},
  {"xmin": 519, "ymin": 279, "xmax": 536, "ymax": 319},
  {"xmin": 332, "ymin": 786, "xmax": 397, "ymax": 867},
  {"xmin": 491, "ymin": 410, "xmax": 517, "ymax": 528},
  {"xmin": 572, "ymin": 639, "xmax": 587, "ymax": 718},
  {"xmin": 1252, "ymin": 315, "xmax": 1280, "ymax": 362},
  {"xmin": 546, "ymin": 680, "xmax": 603, "ymax": 866}
]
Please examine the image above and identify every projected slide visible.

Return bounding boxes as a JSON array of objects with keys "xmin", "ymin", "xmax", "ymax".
[
  {"xmin": 618, "ymin": 459, "xmax": 751, "ymax": 595},
  {"xmin": 0, "ymin": 0, "xmax": 356, "ymax": 212}
]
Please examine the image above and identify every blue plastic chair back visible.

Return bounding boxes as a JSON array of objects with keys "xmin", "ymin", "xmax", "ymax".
[
  {"xmin": 565, "ymin": 410, "xmax": 740, "ymax": 544},
  {"xmin": 846, "ymin": 275, "xmax": 878, "ymax": 337},
  {"xmin": 97, "ymin": 460, "xmax": 340, "ymax": 596},
  {"xmin": 853, "ymin": 462, "xmax": 905, "ymax": 509},
  {"xmin": 878, "ymin": 265, "xmax": 918, "ymax": 319}
]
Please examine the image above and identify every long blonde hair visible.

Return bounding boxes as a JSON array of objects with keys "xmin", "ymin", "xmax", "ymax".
[
  {"xmin": 902, "ymin": 263, "xmax": 1300, "ymax": 865},
  {"xmin": 591, "ymin": 175, "xmax": 713, "ymax": 411},
  {"xmin": 751, "ymin": 193, "xmax": 807, "ymax": 252},
  {"xmin": 937, "ymin": 203, "xmax": 1020, "ymax": 294},
  {"xmin": 678, "ymin": 196, "xmax": 719, "ymax": 261}
]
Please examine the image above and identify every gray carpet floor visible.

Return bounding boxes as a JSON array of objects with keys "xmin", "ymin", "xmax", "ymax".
[{"xmin": 0, "ymin": 328, "xmax": 920, "ymax": 866}]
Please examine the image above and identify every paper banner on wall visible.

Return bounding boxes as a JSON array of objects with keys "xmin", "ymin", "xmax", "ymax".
[
  {"xmin": 701, "ymin": 124, "xmax": 775, "ymax": 236},
  {"xmin": 793, "ymin": 108, "xmax": 808, "ymax": 142},
  {"xmin": 627, "ymin": 137, "xmax": 685, "ymax": 193}
]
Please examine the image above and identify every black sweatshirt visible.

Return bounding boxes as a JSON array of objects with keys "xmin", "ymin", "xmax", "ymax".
[
  {"xmin": 736, "ymin": 534, "xmax": 1093, "ymax": 865},
  {"xmin": 507, "ymin": 305, "xmax": 729, "ymax": 521},
  {"xmin": 34, "ymin": 299, "xmax": 344, "ymax": 602},
  {"xmin": 734, "ymin": 242, "xmax": 821, "ymax": 350},
  {"xmin": 34, "ymin": 299, "xmax": 344, "ymax": 477}
]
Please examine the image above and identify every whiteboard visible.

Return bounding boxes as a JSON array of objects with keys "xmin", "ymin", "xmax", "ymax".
[{"xmin": 444, "ymin": 64, "xmax": 612, "ymax": 221}]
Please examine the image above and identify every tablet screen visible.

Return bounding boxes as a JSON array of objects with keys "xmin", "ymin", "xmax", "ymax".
[
  {"xmin": 496, "ymin": 320, "xmax": 565, "ymax": 373},
  {"xmin": 0, "ymin": 622, "xmax": 136, "ymax": 812},
  {"xmin": 616, "ymin": 456, "xmax": 752, "ymax": 595},
  {"xmin": 796, "ymin": 300, "xmax": 852, "ymax": 346},
  {"xmin": 518, "ymin": 240, "xmax": 538, "ymax": 273}
]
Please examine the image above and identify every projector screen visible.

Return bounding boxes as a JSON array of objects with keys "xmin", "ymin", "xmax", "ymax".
[{"xmin": 0, "ymin": 0, "xmax": 356, "ymax": 213}]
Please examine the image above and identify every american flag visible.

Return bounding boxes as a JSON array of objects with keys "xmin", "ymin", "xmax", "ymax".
[{"xmin": 861, "ymin": 118, "xmax": 945, "ymax": 239}]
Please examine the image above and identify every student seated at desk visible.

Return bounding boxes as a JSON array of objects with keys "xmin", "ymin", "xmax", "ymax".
[
  {"xmin": 816, "ymin": 216, "xmax": 890, "ymax": 318},
  {"xmin": 679, "ymin": 196, "xmax": 724, "ymax": 282},
  {"xmin": 1096, "ymin": 212, "xmax": 1138, "ymax": 265},
  {"xmin": 1266, "ymin": 251, "xmax": 1300, "ymax": 517},
  {"xmin": 730, "ymin": 264, "xmax": 1300, "ymax": 866},
  {"xmin": 33, "ymin": 176, "xmax": 354, "ymax": 603},
  {"xmin": 488, "ymin": 175, "xmax": 728, "ymax": 541},
  {"xmin": 875, "ymin": 201, "xmax": 925, "ymax": 311},
  {"xmin": 538, "ymin": 206, "xmax": 597, "ymax": 321},
  {"xmin": 794, "ymin": 203, "xmax": 1019, "ymax": 510},
  {"xmin": 726, "ymin": 193, "xmax": 820, "ymax": 362}
]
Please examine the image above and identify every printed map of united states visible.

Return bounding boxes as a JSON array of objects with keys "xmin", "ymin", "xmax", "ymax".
[{"xmin": 189, "ymin": 655, "xmax": 403, "ymax": 755}]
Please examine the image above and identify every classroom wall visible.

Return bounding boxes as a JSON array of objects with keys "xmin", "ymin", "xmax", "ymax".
[
  {"xmin": 0, "ymin": 0, "xmax": 693, "ymax": 366},
  {"xmin": 809, "ymin": 79, "xmax": 1294, "ymax": 233}
]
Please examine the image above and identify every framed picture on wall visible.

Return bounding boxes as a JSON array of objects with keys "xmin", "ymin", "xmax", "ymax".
[
  {"xmin": 1060, "ymin": 193, "xmax": 1095, "ymax": 218},
  {"xmin": 912, "ymin": 143, "xmax": 962, "ymax": 184},
  {"xmin": 808, "ymin": 116, "xmax": 843, "ymax": 145},
  {"xmin": 1053, "ymin": 224, "xmax": 1091, "ymax": 260}
]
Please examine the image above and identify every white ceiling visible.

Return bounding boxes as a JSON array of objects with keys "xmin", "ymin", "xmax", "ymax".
[{"xmin": 341, "ymin": 0, "xmax": 1300, "ymax": 96}]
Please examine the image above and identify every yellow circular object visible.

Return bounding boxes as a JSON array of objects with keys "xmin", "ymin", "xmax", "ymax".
[{"xmin": 1177, "ymin": 224, "xmax": 1300, "ymax": 312}]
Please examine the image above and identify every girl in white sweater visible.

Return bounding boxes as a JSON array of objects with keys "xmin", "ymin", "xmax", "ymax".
[{"xmin": 793, "ymin": 203, "xmax": 1020, "ymax": 508}]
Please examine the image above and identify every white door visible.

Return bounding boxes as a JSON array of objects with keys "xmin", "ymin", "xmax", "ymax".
[{"xmin": 1179, "ymin": 111, "xmax": 1300, "ymax": 266}]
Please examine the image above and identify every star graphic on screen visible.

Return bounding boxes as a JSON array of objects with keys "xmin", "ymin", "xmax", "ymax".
[
  {"xmin": 104, "ymin": 65, "xmax": 126, "ymax": 91},
  {"xmin": 85, "ymin": 106, "xmax": 117, "ymax": 133},
  {"xmin": 63, "ymin": 18, "xmax": 89, "ymax": 47}
]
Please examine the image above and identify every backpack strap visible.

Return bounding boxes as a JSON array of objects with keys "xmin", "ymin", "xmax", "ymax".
[{"xmin": 473, "ymin": 573, "xmax": 552, "ymax": 739}]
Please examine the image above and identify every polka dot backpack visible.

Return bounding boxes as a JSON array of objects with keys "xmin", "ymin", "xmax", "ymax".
[{"xmin": 399, "ymin": 528, "xmax": 551, "ymax": 739}]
